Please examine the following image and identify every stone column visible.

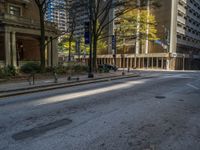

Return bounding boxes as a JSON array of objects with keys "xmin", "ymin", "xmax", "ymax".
[
  {"xmin": 130, "ymin": 58, "xmax": 133, "ymax": 68},
  {"xmin": 11, "ymin": 32, "xmax": 17, "ymax": 67},
  {"xmin": 134, "ymin": 57, "xmax": 137, "ymax": 68},
  {"xmin": 161, "ymin": 57, "xmax": 164, "ymax": 69},
  {"xmin": 147, "ymin": 57, "xmax": 149, "ymax": 69},
  {"xmin": 5, "ymin": 31, "xmax": 11, "ymax": 66},
  {"xmin": 52, "ymin": 38, "xmax": 58, "ymax": 66},
  {"xmin": 142, "ymin": 57, "xmax": 145, "ymax": 68},
  {"xmin": 166, "ymin": 58, "xmax": 170, "ymax": 70},
  {"xmin": 169, "ymin": 0, "xmax": 178, "ymax": 53},
  {"xmin": 138, "ymin": 58, "xmax": 141, "ymax": 68},
  {"xmin": 156, "ymin": 57, "xmax": 159, "ymax": 69},
  {"xmin": 47, "ymin": 37, "xmax": 52, "ymax": 67}
]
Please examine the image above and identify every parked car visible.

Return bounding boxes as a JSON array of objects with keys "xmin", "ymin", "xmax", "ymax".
[{"xmin": 98, "ymin": 64, "xmax": 118, "ymax": 72}]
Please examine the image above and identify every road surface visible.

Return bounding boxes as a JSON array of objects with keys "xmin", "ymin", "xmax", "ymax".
[{"xmin": 0, "ymin": 71, "xmax": 200, "ymax": 150}]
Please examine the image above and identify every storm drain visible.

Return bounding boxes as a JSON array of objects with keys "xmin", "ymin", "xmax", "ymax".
[
  {"xmin": 12, "ymin": 118, "xmax": 72, "ymax": 141},
  {"xmin": 155, "ymin": 96, "xmax": 166, "ymax": 99}
]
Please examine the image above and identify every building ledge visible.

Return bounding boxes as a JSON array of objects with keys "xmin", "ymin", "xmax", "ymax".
[{"xmin": 0, "ymin": 13, "xmax": 58, "ymax": 33}]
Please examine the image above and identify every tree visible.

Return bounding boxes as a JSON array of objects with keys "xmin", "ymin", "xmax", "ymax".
[
  {"xmin": 34, "ymin": 0, "xmax": 51, "ymax": 70},
  {"xmin": 84, "ymin": 0, "xmax": 160, "ymax": 70},
  {"xmin": 115, "ymin": 8, "xmax": 158, "ymax": 53},
  {"xmin": 64, "ymin": 0, "xmax": 79, "ymax": 62},
  {"xmin": 58, "ymin": 35, "xmax": 90, "ymax": 56}
]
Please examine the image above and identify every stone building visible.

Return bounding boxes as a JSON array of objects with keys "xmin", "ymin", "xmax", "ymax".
[{"xmin": 0, "ymin": 0, "xmax": 59, "ymax": 67}]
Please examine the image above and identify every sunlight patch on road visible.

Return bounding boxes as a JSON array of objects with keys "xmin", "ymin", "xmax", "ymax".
[{"xmin": 33, "ymin": 80, "xmax": 146, "ymax": 106}]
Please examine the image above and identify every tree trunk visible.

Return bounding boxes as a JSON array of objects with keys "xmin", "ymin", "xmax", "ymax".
[
  {"xmin": 68, "ymin": 39, "xmax": 72, "ymax": 62},
  {"xmin": 92, "ymin": 18, "xmax": 98, "ymax": 71},
  {"xmin": 39, "ymin": 9, "xmax": 46, "ymax": 70}
]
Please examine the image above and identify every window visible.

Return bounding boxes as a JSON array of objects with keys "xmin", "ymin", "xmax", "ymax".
[{"xmin": 9, "ymin": 5, "xmax": 21, "ymax": 16}]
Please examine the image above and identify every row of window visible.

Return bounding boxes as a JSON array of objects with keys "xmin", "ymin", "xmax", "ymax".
[
  {"xmin": 188, "ymin": 0, "xmax": 200, "ymax": 10},
  {"xmin": 177, "ymin": 33, "xmax": 200, "ymax": 46},
  {"xmin": 9, "ymin": 5, "xmax": 21, "ymax": 16},
  {"xmin": 177, "ymin": 0, "xmax": 200, "ymax": 47},
  {"xmin": 178, "ymin": 1, "xmax": 200, "ymax": 21},
  {"xmin": 178, "ymin": 11, "xmax": 200, "ymax": 31}
]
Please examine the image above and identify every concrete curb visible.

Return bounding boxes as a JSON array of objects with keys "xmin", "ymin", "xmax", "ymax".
[{"xmin": 0, "ymin": 74, "xmax": 141, "ymax": 98}]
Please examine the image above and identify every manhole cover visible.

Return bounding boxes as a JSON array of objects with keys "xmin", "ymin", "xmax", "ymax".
[
  {"xmin": 12, "ymin": 118, "xmax": 72, "ymax": 141},
  {"xmin": 155, "ymin": 96, "xmax": 166, "ymax": 99}
]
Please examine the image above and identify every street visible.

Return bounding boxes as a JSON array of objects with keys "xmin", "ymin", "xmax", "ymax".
[{"xmin": 0, "ymin": 71, "xmax": 200, "ymax": 150}]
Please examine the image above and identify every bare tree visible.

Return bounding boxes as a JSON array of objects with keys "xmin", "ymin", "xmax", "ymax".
[
  {"xmin": 65, "ymin": 1, "xmax": 79, "ymax": 62},
  {"xmin": 34, "ymin": 0, "xmax": 51, "ymax": 69},
  {"xmin": 85, "ymin": 0, "xmax": 160, "ymax": 70}
]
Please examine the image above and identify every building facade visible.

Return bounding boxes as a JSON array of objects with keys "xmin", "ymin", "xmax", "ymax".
[
  {"xmin": 67, "ymin": 0, "xmax": 89, "ymax": 38},
  {"xmin": 46, "ymin": 0, "xmax": 68, "ymax": 32},
  {"xmin": 46, "ymin": 0, "xmax": 89, "ymax": 38},
  {"xmin": 0, "ymin": 0, "xmax": 59, "ymax": 67},
  {"xmin": 103, "ymin": 0, "xmax": 200, "ymax": 70}
]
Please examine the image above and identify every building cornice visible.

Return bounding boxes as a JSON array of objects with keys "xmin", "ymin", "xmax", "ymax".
[{"xmin": 0, "ymin": 13, "xmax": 59, "ymax": 34}]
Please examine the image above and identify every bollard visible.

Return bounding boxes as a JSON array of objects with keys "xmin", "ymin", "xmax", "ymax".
[
  {"xmin": 54, "ymin": 72, "xmax": 58, "ymax": 83},
  {"xmin": 27, "ymin": 74, "xmax": 32, "ymax": 85},
  {"xmin": 67, "ymin": 76, "xmax": 71, "ymax": 81},
  {"xmin": 32, "ymin": 73, "xmax": 35, "ymax": 85}
]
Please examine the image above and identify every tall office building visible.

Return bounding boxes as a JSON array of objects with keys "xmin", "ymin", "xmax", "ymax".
[
  {"xmin": 106, "ymin": 0, "xmax": 200, "ymax": 70},
  {"xmin": 46, "ymin": 0, "xmax": 68, "ymax": 32},
  {"xmin": 67, "ymin": 0, "xmax": 89, "ymax": 38}
]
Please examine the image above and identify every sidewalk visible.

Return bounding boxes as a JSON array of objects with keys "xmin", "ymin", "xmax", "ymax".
[{"xmin": 0, "ymin": 71, "xmax": 139, "ymax": 94}]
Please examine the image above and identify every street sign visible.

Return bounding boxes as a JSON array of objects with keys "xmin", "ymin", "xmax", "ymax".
[
  {"xmin": 84, "ymin": 22, "xmax": 90, "ymax": 44},
  {"xmin": 112, "ymin": 35, "xmax": 116, "ymax": 50}
]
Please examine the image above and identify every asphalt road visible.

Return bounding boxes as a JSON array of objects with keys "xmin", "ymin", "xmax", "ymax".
[{"xmin": 0, "ymin": 71, "xmax": 200, "ymax": 150}]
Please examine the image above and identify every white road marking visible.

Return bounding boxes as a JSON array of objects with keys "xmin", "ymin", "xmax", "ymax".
[{"xmin": 187, "ymin": 83, "xmax": 199, "ymax": 90}]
